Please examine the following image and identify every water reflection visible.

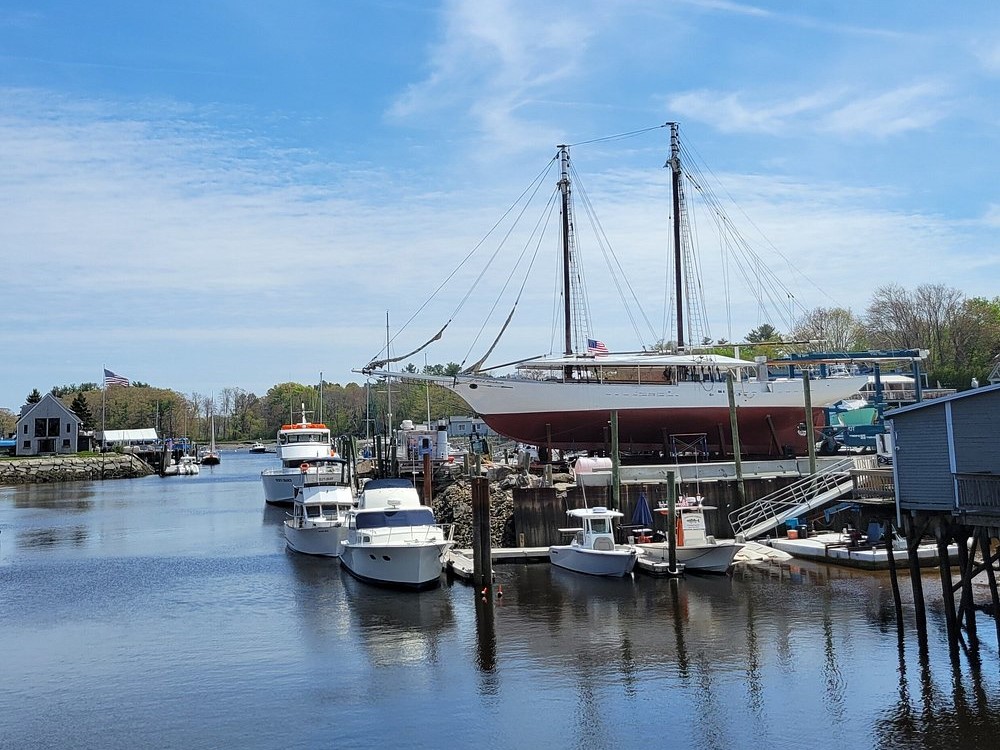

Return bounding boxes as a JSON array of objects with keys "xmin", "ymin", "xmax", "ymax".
[
  {"xmin": 17, "ymin": 525, "xmax": 90, "ymax": 550},
  {"xmin": 340, "ymin": 569, "xmax": 455, "ymax": 668}
]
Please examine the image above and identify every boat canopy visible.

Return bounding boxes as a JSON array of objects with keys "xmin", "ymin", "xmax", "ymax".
[{"xmin": 355, "ymin": 507, "xmax": 436, "ymax": 529}]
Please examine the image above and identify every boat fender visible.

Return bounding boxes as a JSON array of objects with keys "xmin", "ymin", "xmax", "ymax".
[{"xmin": 300, "ymin": 463, "xmax": 310, "ymax": 472}]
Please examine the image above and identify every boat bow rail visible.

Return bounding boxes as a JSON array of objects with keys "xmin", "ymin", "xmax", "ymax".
[{"xmin": 729, "ymin": 456, "xmax": 875, "ymax": 541}]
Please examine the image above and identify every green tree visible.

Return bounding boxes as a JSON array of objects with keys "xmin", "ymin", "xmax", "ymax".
[
  {"xmin": 70, "ymin": 392, "xmax": 95, "ymax": 430},
  {"xmin": 26, "ymin": 388, "xmax": 42, "ymax": 405},
  {"xmin": 746, "ymin": 324, "xmax": 780, "ymax": 343}
]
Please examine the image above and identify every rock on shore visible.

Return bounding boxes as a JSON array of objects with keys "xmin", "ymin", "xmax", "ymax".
[{"xmin": 0, "ymin": 455, "xmax": 153, "ymax": 485}]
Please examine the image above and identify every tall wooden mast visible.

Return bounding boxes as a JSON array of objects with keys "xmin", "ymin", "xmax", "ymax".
[
  {"xmin": 668, "ymin": 122, "xmax": 685, "ymax": 350},
  {"xmin": 558, "ymin": 145, "xmax": 573, "ymax": 358}
]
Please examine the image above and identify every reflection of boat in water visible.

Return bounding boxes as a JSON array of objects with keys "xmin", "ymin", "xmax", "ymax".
[
  {"xmin": 339, "ymin": 479, "xmax": 454, "ymax": 589},
  {"xmin": 340, "ymin": 569, "xmax": 455, "ymax": 667},
  {"xmin": 261, "ymin": 404, "xmax": 334, "ymax": 505},
  {"xmin": 283, "ymin": 458, "xmax": 354, "ymax": 557},
  {"xmin": 637, "ymin": 500, "xmax": 744, "ymax": 574},
  {"xmin": 549, "ymin": 507, "xmax": 637, "ymax": 577}
]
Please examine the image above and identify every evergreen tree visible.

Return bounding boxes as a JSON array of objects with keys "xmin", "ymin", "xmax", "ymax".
[
  {"xmin": 26, "ymin": 388, "xmax": 42, "ymax": 405},
  {"xmin": 71, "ymin": 392, "xmax": 95, "ymax": 430}
]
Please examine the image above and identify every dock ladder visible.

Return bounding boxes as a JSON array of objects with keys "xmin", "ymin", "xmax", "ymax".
[{"xmin": 729, "ymin": 456, "xmax": 870, "ymax": 541}]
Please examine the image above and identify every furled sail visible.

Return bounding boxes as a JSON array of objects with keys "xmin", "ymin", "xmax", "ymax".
[{"xmin": 363, "ymin": 322, "xmax": 448, "ymax": 373}]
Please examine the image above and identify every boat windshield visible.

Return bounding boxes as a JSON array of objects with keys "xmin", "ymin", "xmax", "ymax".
[
  {"xmin": 280, "ymin": 432, "xmax": 329, "ymax": 444},
  {"xmin": 589, "ymin": 518, "xmax": 611, "ymax": 534},
  {"xmin": 355, "ymin": 508, "xmax": 436, "ymax": 529}
]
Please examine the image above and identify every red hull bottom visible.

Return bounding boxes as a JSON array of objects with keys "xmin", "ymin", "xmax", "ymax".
[{"xmin": 481, "ymin": 406, "xmax": 822, "ymax": 457}]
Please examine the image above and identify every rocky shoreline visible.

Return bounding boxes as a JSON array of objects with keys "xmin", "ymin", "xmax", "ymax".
[{"xmin": 0, "ymin": 455, "xmax": 153, "ymax": 485}]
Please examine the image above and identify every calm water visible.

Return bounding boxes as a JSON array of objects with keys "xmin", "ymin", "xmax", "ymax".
[{"xmin": 2, "ymin": 452, "xmax": 999, "ymax": 750}]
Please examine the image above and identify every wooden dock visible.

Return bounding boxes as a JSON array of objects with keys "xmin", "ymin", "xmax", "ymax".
[{"xmin": 444, "ymin": 546, "xmax": 684, "ymax": 580}]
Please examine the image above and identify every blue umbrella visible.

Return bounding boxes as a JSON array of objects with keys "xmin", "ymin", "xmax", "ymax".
[{"xmin": 631, "ymin": 492, "xmax": 654, "ymax": 529}]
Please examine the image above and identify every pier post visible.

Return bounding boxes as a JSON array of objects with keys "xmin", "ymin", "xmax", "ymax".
[
  {"xmin": 666, "ymin": 470, "xmax": 678, "ymax": 572},
  {"xmin": 803, "ymin": 372, "xmax": 816, "ymax": 475},
  {"xmin": 904, "ymin": 513, "xmax": 928, "ymax": 640},
  {"xmin": 726, "ymin": 372, "xmax": 746, "ymax": 505},
  {"xmin": 422, "ymin": 450, "xmax": 432, "ymax": 504},
  {"xmin": 934, "ymin": 518, "xmax": 959, "ymax": 653},
  {"xmin": 977, "ymin": 530, "xmax": 1000, "ymax": 645},
  {"xmin": 884, "ymin": 521, "xmax": 904, "ymax": 632},
  {"xmin": 610, "ymin": 410, "xmax": 620, "ymax": 511},
  {"xmin": 955, "ymin": 526, "xmax": 978, "ymax": 642},
  {"xmin": 471, "ymin": 476, "xmax": 493, "ymax": 594}
]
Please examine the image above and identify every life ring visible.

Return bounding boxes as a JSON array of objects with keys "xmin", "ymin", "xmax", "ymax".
[{"xmin": 300, "ymin": 463, "xmax": 310, "ymax": 472}]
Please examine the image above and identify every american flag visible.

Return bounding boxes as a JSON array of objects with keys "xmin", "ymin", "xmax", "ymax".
[
  {"xmin": 104, "ymin": 368, "xmax": 130, "ymax": 387},
  {"xmin": 587, "ymin": 338, "xmax": 609, "ymax": 355}
]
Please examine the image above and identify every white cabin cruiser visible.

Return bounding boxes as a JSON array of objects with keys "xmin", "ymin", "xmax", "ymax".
[
  {"xmin": 261, "ymin": 405, "xmax": 335, "ymax": 505},
  {"xmin": 549, "ymin": 507, "xmax": 638, "ymax": 577},
  {"xmin": 339, "ymin": 478, "xmax": 454, "ymax": 590},
  {"xmin": 637, "ymin": 499, "xmax": 744, "ymax": 574},
  {"xmin": 283, "ymin": 457, "xmax": 355, "ymax": 557}
]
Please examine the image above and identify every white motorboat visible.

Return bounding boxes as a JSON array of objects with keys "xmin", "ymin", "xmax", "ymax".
[
  {"xmin": 548, "ymin": 506, "xmax": 638, "ymax": 577},
  {"xmin": 339, "ymin": 478, "xmax": 454, "ymax": 590},
  {"xmin": 249, "ymin": 441, "xmax": 269, "ymax": 454},
  {"xmin": 637, "ymin": 500, "xmax": 744, "ymax": 574},
  {"xmin": 283, "ymin": 457, "xmax": 355, "ymax": 557},
  {"xmin": 261, "ymin": 404, "xmax": 335, "ymax": 505},
  {"xmin": 161, "ymin": 454, "xmax": 200, "ymax": 476}
]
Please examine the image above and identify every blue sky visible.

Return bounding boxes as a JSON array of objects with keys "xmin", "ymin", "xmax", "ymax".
[{"xmin": 2, "ymin": 0, "xmax": 998, "ymax": 408}]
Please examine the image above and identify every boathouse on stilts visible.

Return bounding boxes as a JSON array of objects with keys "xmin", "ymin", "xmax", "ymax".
[{"xmin": 884, "ymin": 383, "xmax": 1000, "ymax": 655}]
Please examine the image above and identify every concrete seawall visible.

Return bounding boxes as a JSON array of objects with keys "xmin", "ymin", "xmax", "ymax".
[{"xmin": 0, "ymin": 454, "xmax": 154, "ymax": 485}]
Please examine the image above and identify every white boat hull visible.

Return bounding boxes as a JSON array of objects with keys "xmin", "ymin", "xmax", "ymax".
[
  {"xmin": 637, "ymin": 541, "xmax": 744, "ymax": 574},
  {"xmin": 549, "ymin": 544, "xmax": 638, "ymax": 577},
  {"xmin": 261, "ymin": 469, "xmax": 303, "ymax": 504},
  {"xmin": 340, "ymin": 541, "xmax": 450, "ymax": 589},
  {"xmin": 284, "ymin": 523, "xmax": 349, "ymax": 557}
]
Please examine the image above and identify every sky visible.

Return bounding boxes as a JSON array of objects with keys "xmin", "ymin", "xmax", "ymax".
[{"xmin": 2, "ymin": 0, "xmax": 998, "ymax": 409}]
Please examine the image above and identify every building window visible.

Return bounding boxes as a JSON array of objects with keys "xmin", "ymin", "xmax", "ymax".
[
  {"xmin": 23, "ymin": 424, "xmax": 28, "ymax": 434},
  {"xmin": 22, "ymin": 440, "xmax": 30, "ymax": 449},
  {"xmin": 67, "ymin": 423, "xmax": 72, "ymax": 433},
  {"xmin": 62, "ymin": 439, "xmax": 70, "ymax": 448},
  {"xmin": 35, "ymin": 419, "xmax": 47, "ymax": 438},
  {"xmin": 48, "ymin": 418, "xmax": 60, "ymax": 437}
]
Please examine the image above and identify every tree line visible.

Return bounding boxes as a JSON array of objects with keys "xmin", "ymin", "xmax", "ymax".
[{"xmin": 4, "ymin": 284, "xmax": 997, "ymax": 441}]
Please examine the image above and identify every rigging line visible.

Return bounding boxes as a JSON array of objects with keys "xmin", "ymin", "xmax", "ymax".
[
  {"xmin": 567, "ymin": 122, "xmax": 670, "ymax": 148},
  {"xmin": 463, "ymin": 207, "xmax": 554, "ymax": 373},
  {"xmin": 366, "ymin": 154, "xmax": 558, "ymax": 360},
  {"xmin": 570, "ymin": 162, "xmax": 658, "ymax": 346},
  {"xmin": 454, "ymin": 176, "xmax": 559, "ymax": 355},
  {"xmin": 677, "ymin": 137, "xmax": 840, "ymax": 308},
  {"xmin": 461, "ymin": 190, "xmax": 560, "ymax": 368}
]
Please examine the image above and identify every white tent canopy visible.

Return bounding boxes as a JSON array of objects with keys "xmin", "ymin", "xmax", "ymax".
[{"xmin": 97, "ymin": 428, "xmax": 159, "ymax": 443}]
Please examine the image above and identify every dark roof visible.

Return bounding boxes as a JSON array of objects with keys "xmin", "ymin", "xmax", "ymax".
[{"xmin": 885, "ymin": 383, "xmax": 1000, "ymax": 418}]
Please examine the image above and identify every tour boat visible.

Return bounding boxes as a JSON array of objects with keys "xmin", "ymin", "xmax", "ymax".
[
  {"xmin": 261, "ymin": 404, "xmax": 335, "ymax": 505},
  {"xmin": 339, "ymin": 478, "xmax": 453, "ymax": 589},
  {"xmin": 548, "ymin": 506, "xmax": 638, "ymax": 577},
  {"xmin": 283, "ymin": 457, "xmax": 354, "ymax": 557}
]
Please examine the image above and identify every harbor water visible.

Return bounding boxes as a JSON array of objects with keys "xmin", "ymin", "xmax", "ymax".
[{"xmin": 2, "ymin": 452, "xmax": 998, "ymax": 750}]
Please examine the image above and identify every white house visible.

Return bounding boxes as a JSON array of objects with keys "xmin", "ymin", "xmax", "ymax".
[{"xmin": 16, "ymin": 393, "xmax": 82, "ymax": 456}]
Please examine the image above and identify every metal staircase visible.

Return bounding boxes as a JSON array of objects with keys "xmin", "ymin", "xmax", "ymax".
[{"xmin": 729, "ymin": 456, "xmax": 870, "ymax": 541}]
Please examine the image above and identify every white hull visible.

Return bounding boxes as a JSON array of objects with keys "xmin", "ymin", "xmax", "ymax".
[
  {"xmin": 549, "ymin": 545, "xmax": 638, "ymax": 577},
  {"xmin": 261, "ymin": 468, "xmax": 303, "ymax": 504},
  {"xmin": 284, "ymin": 523, "xmax": 348, "ymax": 557},
  {"xmin": 340, "ymin": 541, "xmax": 450, "ymax": 589},
  {"xmin": 637, "ymin": 541, "xmax": 744, "ymax": 574}
]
